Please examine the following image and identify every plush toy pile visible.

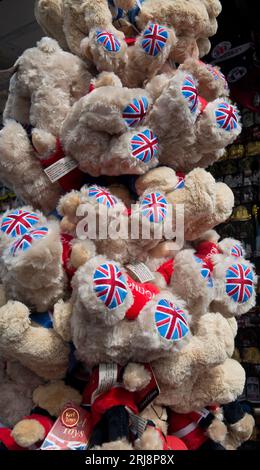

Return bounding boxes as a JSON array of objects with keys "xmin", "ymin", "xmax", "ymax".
[{"xmin": 0, "ymin": 0, "xmax": 257, "ymax": 451}]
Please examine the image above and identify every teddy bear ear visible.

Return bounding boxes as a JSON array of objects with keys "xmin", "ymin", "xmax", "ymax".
[{"xmin": 80, "ymin": 37, "xmax": 94, "ymax": 62}]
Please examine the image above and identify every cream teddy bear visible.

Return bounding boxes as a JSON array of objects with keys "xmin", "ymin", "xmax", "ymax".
[
  {"xmin": 0, "ymin": 299, "xmax": 71, "ymax": 380},
  {"xmin": 0, "ymin": 37, "xmax": 93, "ymax": 212},
  {"xmin": 56, "ymin": 68, "xmax": 240, "ymax": 177},
  {"xmin": 152, "ymin": 312, "xmax": 246, "ymax": 413},
  {"xmin": 0, "ymin": 381, "xmax": 82, "ymax": 450},
  {"xmin": 0, "ymin": 205, "xmax": 96, "ymax": 311},
  {"xmin": 0, "ymin": 37, "xmax": 120, "ymax": 213},
  {"xmin": 169, "ymin": 230, "xmax": 257, "ymax": 320},
  {"xmin": 56, "ymin": 167, "xmax": 234, "ymax": 269},
  {"xmin": 0, "ymin": 361, "xmax": 44, "ymax": 428},
  {"xmin": 35, "ymin": 0, "xmax": 222, "ymax": 81}
]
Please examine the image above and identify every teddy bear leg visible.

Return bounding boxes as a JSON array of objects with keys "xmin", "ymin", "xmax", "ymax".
[
  {"xmin": 195, "ymin": 99, "xmax": 242, "ymax": 157},
  {"xmin": 123, "ymin": 24, "xmax": 176, "ymax": 88},
  {"xmin": 80, "ymin": 26, "xmax": 127, "ymax": 74},
  {"xmin": 171, "ymin": 249, "xmax": 214, "ymax": 320},
  {"xmin": 35, "ymin": 0, "xmax": 68, "ymax": 50},
  {"xmin": 0, "ymin": 121, "xmax": 62, "ymax": 212},
  {"xmin": 107, "ymin": 127, "xmax": 159, "ymax": 175},
  {"xmin": 179, "ymin": 58, "xmax": 229, "ymax": 101}
]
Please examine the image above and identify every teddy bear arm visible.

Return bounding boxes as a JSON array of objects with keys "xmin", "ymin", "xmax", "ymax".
[
  {"xmin": 0, "ymin": 121, "xmax": 62, "ymax": 213},
  {"xmin": 35, "ymin": 0, "xmax": 68, "ymax": 50},
  {"xmin": 3, "ymin": 76, "xmax": 31, "ymax": 125},
  {"xmin": 52, "ymin": 300, "xmax": 73, "ymax": 342}
]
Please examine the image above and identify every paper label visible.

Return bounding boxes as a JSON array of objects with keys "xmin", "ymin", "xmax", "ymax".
[
  {"xmin": 135, "ymin": 365, "xmax": 160, "ymax": 412},
  {"xmin": 127, "ymin": 262, "xmax": 155, "ymax": 283},
  {"xmin": 41, "ymin": 402, "xmax": 92, "ymax": 450},
  {"xmin": 91, "ymin": 364, "xmax": 119, "ymax": 404},
  {"xmin": 43, "ymin": 156, "xmax": 78, "ymax": 183},
  {"xmin": 126, "ymin": 407, "xmax": 149, "ymax": 440},
  {"xmin": 198, "ymin": 408, "xmax": 210, "ymax": 420}
]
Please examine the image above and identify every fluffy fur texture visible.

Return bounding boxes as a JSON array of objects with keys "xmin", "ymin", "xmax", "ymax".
[
  {"xmin": 35, "ymin": 0, "xmax": 222, "ymax": 78},
  {"xmin": 71, "ymin": 255, "xmax": 191, "ymax": 367},
  {"xmin": 0, "ymin": 37, "xmax": 92, "ymax": 212},
  {"xmin": 57, "ymin": 67, "xmax": 240, "ymax": 177},
  {"xmin": 0, "ymin": 301, "xmax": 70, "ymax": 380}
]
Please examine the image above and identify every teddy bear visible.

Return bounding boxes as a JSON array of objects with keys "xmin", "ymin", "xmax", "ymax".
[
  {"xmin": 57, "ymin": 166, "xmax": 235, "ymax": 270},
  {"xmin": 0, "ymin": 360, "xmax": 44, "ymax": 429},
  {"xmin": 82, "ymin": 362, "xmax": 188, "ymax": 450},
  {"xmin": 0, "ymin": 299, "xmax": 71, "ymax": 380},
  {"xmin": 0, "ymin": 381, "xmax": 82, "ymax": 450},
  {"xmin": 0, "ymin": 37, "xmax": 121, "ymax": 213},
  {"xmin": 56, "ymin": 67, "xmax": 241, "ymax": 177},
  {"xmin": 35, "ymin": 0, "xmax": 222, "ymax": 82},
  {"xmin": 0, "ymin": 205, "xmax": 97, "ymax": 311},
  {"xmin": 0, "ymin": 37, "xmax": 94, "ymax": 212},
  {"xmin": 70, "ymin": 253, "xmax": 191, "ymax": 367},
  {"xmin": 168, "ymin": 230, "xmax": 257, "ymax": 320},
  {"xmin": 168, "ymin": 400, "xmax": 255, "ymax": 450}
]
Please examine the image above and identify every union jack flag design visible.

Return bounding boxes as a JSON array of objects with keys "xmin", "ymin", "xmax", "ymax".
[
  {"xmin": 181, "ymin": 75, "xmax": 199, "ymax": 114},
  {"xmin": 205, "ymin": 64, "xmax": 228, "ymax": 87},
  {"xmin": 88, "ymin": 185, "xmax": 118, "ymax": 208},
  {"xmin": 225, "ymin": 263, "xmax": 254, "ymax": 304},
  {"xmin": 155, "ymin": 299, "xmax": 189, "ymax": 342},
  {"xmin": 123, "ymin": 97, "xmax": 148, "ymax": 127},
  {"xmin": 1, "ymin": 210, "xmax": 40, "ymax": 238},
  {"xmin": 93, "ymin": 263, "xmax": 128, "ymax": 310},
  {"xmin": 215, "ymin": 102, "xmax": 238, "ymax": 131},
  {"xmin": 231, "ymin": 244, "xmax": 244, "ymax": 258},
  {"xmin": 41, "ymin": 433, "xmax": 86, "ymax": 451},
  {"xmin": 131, "ymin": 129, "xmax": 158, "ymax": 163},
  {"xmin": 96, "ymin": 31, "xmax": 121, "ymax": 52},
  {"xmin": 194, "ymin": 256, "xmax": 213, "ymax": 288},
  {"xmin": 141, "ymin": 23, "xmax": 168, "ymax": 56},
  {"xmin": 174, "ymin": 173, "xmax": 185, "ymax": 190},
  {"xmin": 141, "ymin": 192, "xmax": 168, "ymax": 223},
  {"xmin": 10, "ymin": 227, "xmax": 48, "ymax": 256}
]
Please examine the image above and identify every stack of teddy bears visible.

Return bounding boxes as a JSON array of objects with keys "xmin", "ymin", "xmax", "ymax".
[{"xmin": 0, "ymin": 0, "xmax": 257, "ymax": 451}]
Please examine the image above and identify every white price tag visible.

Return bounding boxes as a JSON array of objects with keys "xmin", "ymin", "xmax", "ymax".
[{"xmin": 44, "ymin": 156, "xmax": 78, "ymax": 183}]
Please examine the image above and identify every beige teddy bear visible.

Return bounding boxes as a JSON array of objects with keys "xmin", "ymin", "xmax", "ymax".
[
  {"xmin": 35, "ymin": 0, "xmax": 222, "ymax": 83},
  {"xmin": 0, "ymin": 299, "xmax": 71, "ymax": 380},
  {"xmin": 0, "ymin": 381, "xmax": 82, "ymax": 450},
  {"xmin": 55, "ymin": 67, "xmax": 240, "ymax": 177}
]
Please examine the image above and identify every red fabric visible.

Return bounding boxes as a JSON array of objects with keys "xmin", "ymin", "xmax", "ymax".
[
  {"xmin": 125, "ymin": 275, "xmax": 160, "ymax": 320},
  {"xmin": 125, "ymin": 37, "xmax": 137, "ymax": 46},
  {"xmin": 0, "ymin": 428, "xmax": 24, "ymax": 451},
  {"xmin": 169, "ymin": 410, "xmax": 208, "ymax": 450},
  {"xmin": 198, "ymin": 95, "xmax": 208, "ymax": 113},
  {"xmin": 60, "ymin": 233, "xmax": 76, "ymax": 280},
  {"xmin": 195, "ymin": 241, "xmax": 221, "ymax": 272},
  {"xmin": 88, "ymin": 83, "xmax": 95, "ymax": 93},
  {"xmin": 82, "ymin": 366, "xmax": 138, "ymax": 427},
  {"xmin": 92, "ymin": 388, "xmax": 138, "ymax": 427},
  {"xmin": 40, "ymin": 138, "xmax": 85, "ymax": 192},
  {"xmin": 156, "ymin": 259, "xmax": 174, "ymax": 285}
]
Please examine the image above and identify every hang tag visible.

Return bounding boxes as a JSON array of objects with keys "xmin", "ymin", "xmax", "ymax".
[
  {"xmin": 91, "ymin": 364, "xmax": 119, "ymax": 404},
  {"xmin": 127, "ymin": 262, "xmax": 155, "ymax": 283},
  {"xmin": 41, "ymin": 403, "xmax": 92, "ymax": 450},
  {"xmin": 43, "ymin": 156, "xmax": 78, "ymax": 183},
  {"xmin": 135, "ymin": 365, "xmax": 160, "ymax": 412},
  {"xmin": 126, "ymin": 407, "xmax": 149, "ymax": 440},
  {"xmin": 198, "ymin": 408, "xmax": 210, "ymax": 420}
]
